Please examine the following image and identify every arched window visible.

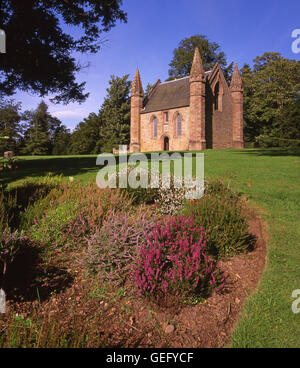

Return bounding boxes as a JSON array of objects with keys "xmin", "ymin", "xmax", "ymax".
[
  {"xmin": 214, "ymin": 82, "xmax": 219, "ymax": 110},
  {"xmin": 177, "ymin": 114, "xmax": 182, "ymax": 137},
  {"xmin": 153, "ymin": 117, "xmax": 158, "ymax": 138}
]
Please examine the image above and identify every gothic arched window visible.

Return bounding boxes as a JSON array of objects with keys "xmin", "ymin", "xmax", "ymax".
[
  {"xmin": 214, "ymin": 82, "xmax": 219, "ymax": 111},
  {"xmin": 153, "ymin": 117, "xmax": 158, "ymax": 138},
  {"xmin": 177, "ymin": 114, "xmax": 182, "ymax": 137}
]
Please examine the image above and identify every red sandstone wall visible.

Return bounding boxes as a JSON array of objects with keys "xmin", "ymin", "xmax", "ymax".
[
  {"xmin": 211, "ymin": 84, "xmax": 233, "ymax": 149},
  {"xmin": 140, "ymin": 107, "xmax": 190, "ymax": 152}
]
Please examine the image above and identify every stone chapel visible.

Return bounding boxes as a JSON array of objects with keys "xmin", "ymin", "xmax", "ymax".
[{"xmin": 129, "ymin": 48, "xmax": 244, "ymax": 152}]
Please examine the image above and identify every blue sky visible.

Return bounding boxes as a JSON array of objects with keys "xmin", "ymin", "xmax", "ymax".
[{"xmin": 15, "ymin": 0, "xmax": 300, "ymax": 131}]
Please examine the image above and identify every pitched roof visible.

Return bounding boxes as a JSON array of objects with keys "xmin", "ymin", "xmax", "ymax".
[
  {"xmin": 142, "ymin": 72, "xmax": 211, "ymax": 114},
  {"xmin": 142, "ymin": 77, "xmax": 189, "ymax": 114}
]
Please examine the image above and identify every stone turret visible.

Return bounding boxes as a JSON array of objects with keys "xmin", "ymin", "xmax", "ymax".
[
  {"xmin": 230, "ymin": 63, "xmax": 244, "ymax": 149},
  {"xmin": 189, "ymin": 48, "xmax": 206, "ymax": 150},
  {"xmin": 130, "ymin": 69, "xmax": 144, "ymax": 153}
]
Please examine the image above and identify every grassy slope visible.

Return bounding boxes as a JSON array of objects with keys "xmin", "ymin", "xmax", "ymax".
[
  {"xmin": 202, "ymin": 149, "xmax": 300, "ymax": 347},
  {"xmin": 1, "ymin": 148, "xmax": 300, "ymax": 347}
]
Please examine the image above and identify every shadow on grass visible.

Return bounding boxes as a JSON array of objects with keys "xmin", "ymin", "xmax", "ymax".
[
  {"xmin": 4, "ymin": 149, "xmax": 298, "ymax": 186},
  {"xmin": 0, "ymin": 153, "xmax": 187, "ymax": 186},
  {"xmin": 1, "ymin": 156, "xmax": 100, "ymax": 186},
  {"xmin": 232, "ymin": 148, "xmax": 300, "ymax": 157}
]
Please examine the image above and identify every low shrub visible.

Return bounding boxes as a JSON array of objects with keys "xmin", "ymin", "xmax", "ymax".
[
  {"xmin": 106, "ymin": 166, "xmax": 203, "ymax": 213},
  {"xmin": 133, "ymin": 215, "xmax": 223, "ymax": 298},
  {"xmin": 0, "ymin": 174, "xmax": 64, "ymax": 232},
  {"xmin": 0, "ymin": 156, "xmax": 19, "ymax": 172},
  {"xmin": 155, "ymin": 174, "xmax": 204, "ymax": 215},
  {"xmin": 0, "ymin": 190, "xmax": 17, "ymax": 233},
  {"xmin": 183, "ymin": 180, "xmax": 256, "ymax": 259},
  {"xmin": 116, "ymin": 166, "xmax": 159, "ymax": 205},
  {"xmin": 255, "ymin": 135, "xmax": 300, "ymax": 148},
  {"xmin": 122, "ymin": 185, "xmax": 158, "ymax": 205},
  {"xmin": 155, "ymin": 176, "xmax": 186, "ymax": 215},
  {"xmin": 29, "ymin": 183, "xmax": 132, "ymax": 249},
  {"xmin": 204, "ymin": 180, "xmax": 241, "ymax": 202},
  {"xmin": 85, "ymin": 208, "xmax": 155, "ymax": 285}
]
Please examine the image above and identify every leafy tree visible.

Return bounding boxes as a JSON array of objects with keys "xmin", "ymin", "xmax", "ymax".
[
  {"xmin": 168, "ymin": 35, "xmax": 233, "ymax": 82},
  {"xmin": 0, "ymin": 99, "xmax": 24, "ymax": 154},
  {"xmin": 69, "ymin": 113, "xmax": 100, "ymax": 154},
  {"xmin": 52, "ymin": 125, "xmax": 71, "ymax": 155},
  {"xmin": 240, "ymin": 64, "xmax": 259, "ymax": 142},
  {"xmin": 0, "ymin": 0, "xmax": 127, "ymax": 103},
  {"xmin": 69, "ymin": 74, "xmax": 131, "ymax": 154},
  {"xmin": 242, "ymin": 53, "xmax": 300, "ymax": 142},
  {"xmin": 97, "ymin": 74, "xmax": 131, "ymax": 152},
  {"xmin": 277, "ymin": 99, "xmax": 300, "ymax": 140},
  {"xmin": 22, "ymin": 101, "xmax": 61, "ymax": 155}
]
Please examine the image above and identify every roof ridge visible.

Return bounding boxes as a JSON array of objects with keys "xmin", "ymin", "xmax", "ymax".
[
  {"xmin": 160, "ymin": 76, "xmax": 190, "ymax": 85},
  {"xmin": 160, "ymin": 71, "xmax": 212, "ymax": 86}
]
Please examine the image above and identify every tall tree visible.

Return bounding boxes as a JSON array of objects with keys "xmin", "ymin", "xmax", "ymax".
[
  {"xmin": 52, "ymin": 125, "xmax": 71, "ymax": 155},
  {"xmin": 0, "ymin": 0, "xmax": 127, "ymax": 103},
  {"xmin": 240, "ymin": 64, "xmax": 258, "ymax": 142},
  {"xmin": 69, "ymin": 113, "xmax": 100, "ymax": 154},
  {"xmin": 97, "ymin": 74, "xmax": 131, "ymax": 152},
  {"xmin": 277, "ymin": 99, "xmax": 300, "ymax": 140},
  {"xmin": 22, "ymin": 101, "xmax": 61, "ymax": 155},
  {"xmin": 69, "ymin": 74, "xmax": 131, "ymax": 154},
  {"xmin": 0, "ymin": 99, "xmax": 23, "ymax": 154},
  {"xmin": 242, "ymin": 53, "xmax": 300, "ymax": 141},
  {"xmin": 168, "ymin": 35, "xmax": 233, "ymax": 82}
]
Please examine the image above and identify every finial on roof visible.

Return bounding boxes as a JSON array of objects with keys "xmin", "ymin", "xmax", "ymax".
[
  {"xmin": 190, "ymin": 47, "xmax": 205, "ymax": 80},
  {"xmin": 131, "ymin": 69, "xmax": 144, "ymax": 97},
  {"xmin": 230, "ymin": 63, "xmax": 243, "ymax": 91}
]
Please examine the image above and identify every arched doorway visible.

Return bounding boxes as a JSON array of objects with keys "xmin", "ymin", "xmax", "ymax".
[{"xmin": 163, "ymin": 136, "xmax": 169, "ymax": 151}]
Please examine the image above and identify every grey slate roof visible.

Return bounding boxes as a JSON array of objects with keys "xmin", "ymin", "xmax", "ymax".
[{"xmin": 142, "ymin": 72, "xmax": 211, "ymax": 114}]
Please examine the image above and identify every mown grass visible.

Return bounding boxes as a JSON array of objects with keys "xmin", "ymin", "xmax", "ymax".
[
  {"xmin": 203, "ymin": 148, "xmax": 300, "ymax": 348},
  {"xmin": 1, "ymin": 147, "xmax": 300, "ymax": 347}
]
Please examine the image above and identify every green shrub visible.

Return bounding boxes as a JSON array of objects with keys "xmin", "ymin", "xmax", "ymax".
[
  {"xmin": 0, "ymin": 190, "xmax": 17, "ymax": 233},
  {"xmin": 255, "ymin": 135, "xmax": 300, "ymax": 148},
  {"xmin": 121, "ymin": 185, "xmax": 158, "ymax": 205},
  {"xmin": 0, "ymin": 174, "xmax": 64, "ymax": 232},
  {"xmin": 182, "ymin": 180, "xmax": 256, "ymax": 259},
  {"xmin": 29, "ymin": 183, "xmax": 132, "ymax": 249},
  {"xmin": 0, "ymin": 156, "xmax": 19, "ymax": 172},
  {"xmin": 113, "ymin": 166, "xmax": 159, "ymax": 205},
  {"xmin": 30, "ymin": 200, "xmax": 78, "ymax": 248},
  {"xmin": 203, "ymin": 180, "xmax": 241, "ymax": 202},
  {"xmin": 244, "ymin": 142, "xmax": 257, "ymax": 149}
]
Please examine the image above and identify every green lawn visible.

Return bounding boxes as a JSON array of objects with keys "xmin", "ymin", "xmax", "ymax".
[{"xmin": 1, "ymin": 148, "xmax": 300, "ymax": 347}]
